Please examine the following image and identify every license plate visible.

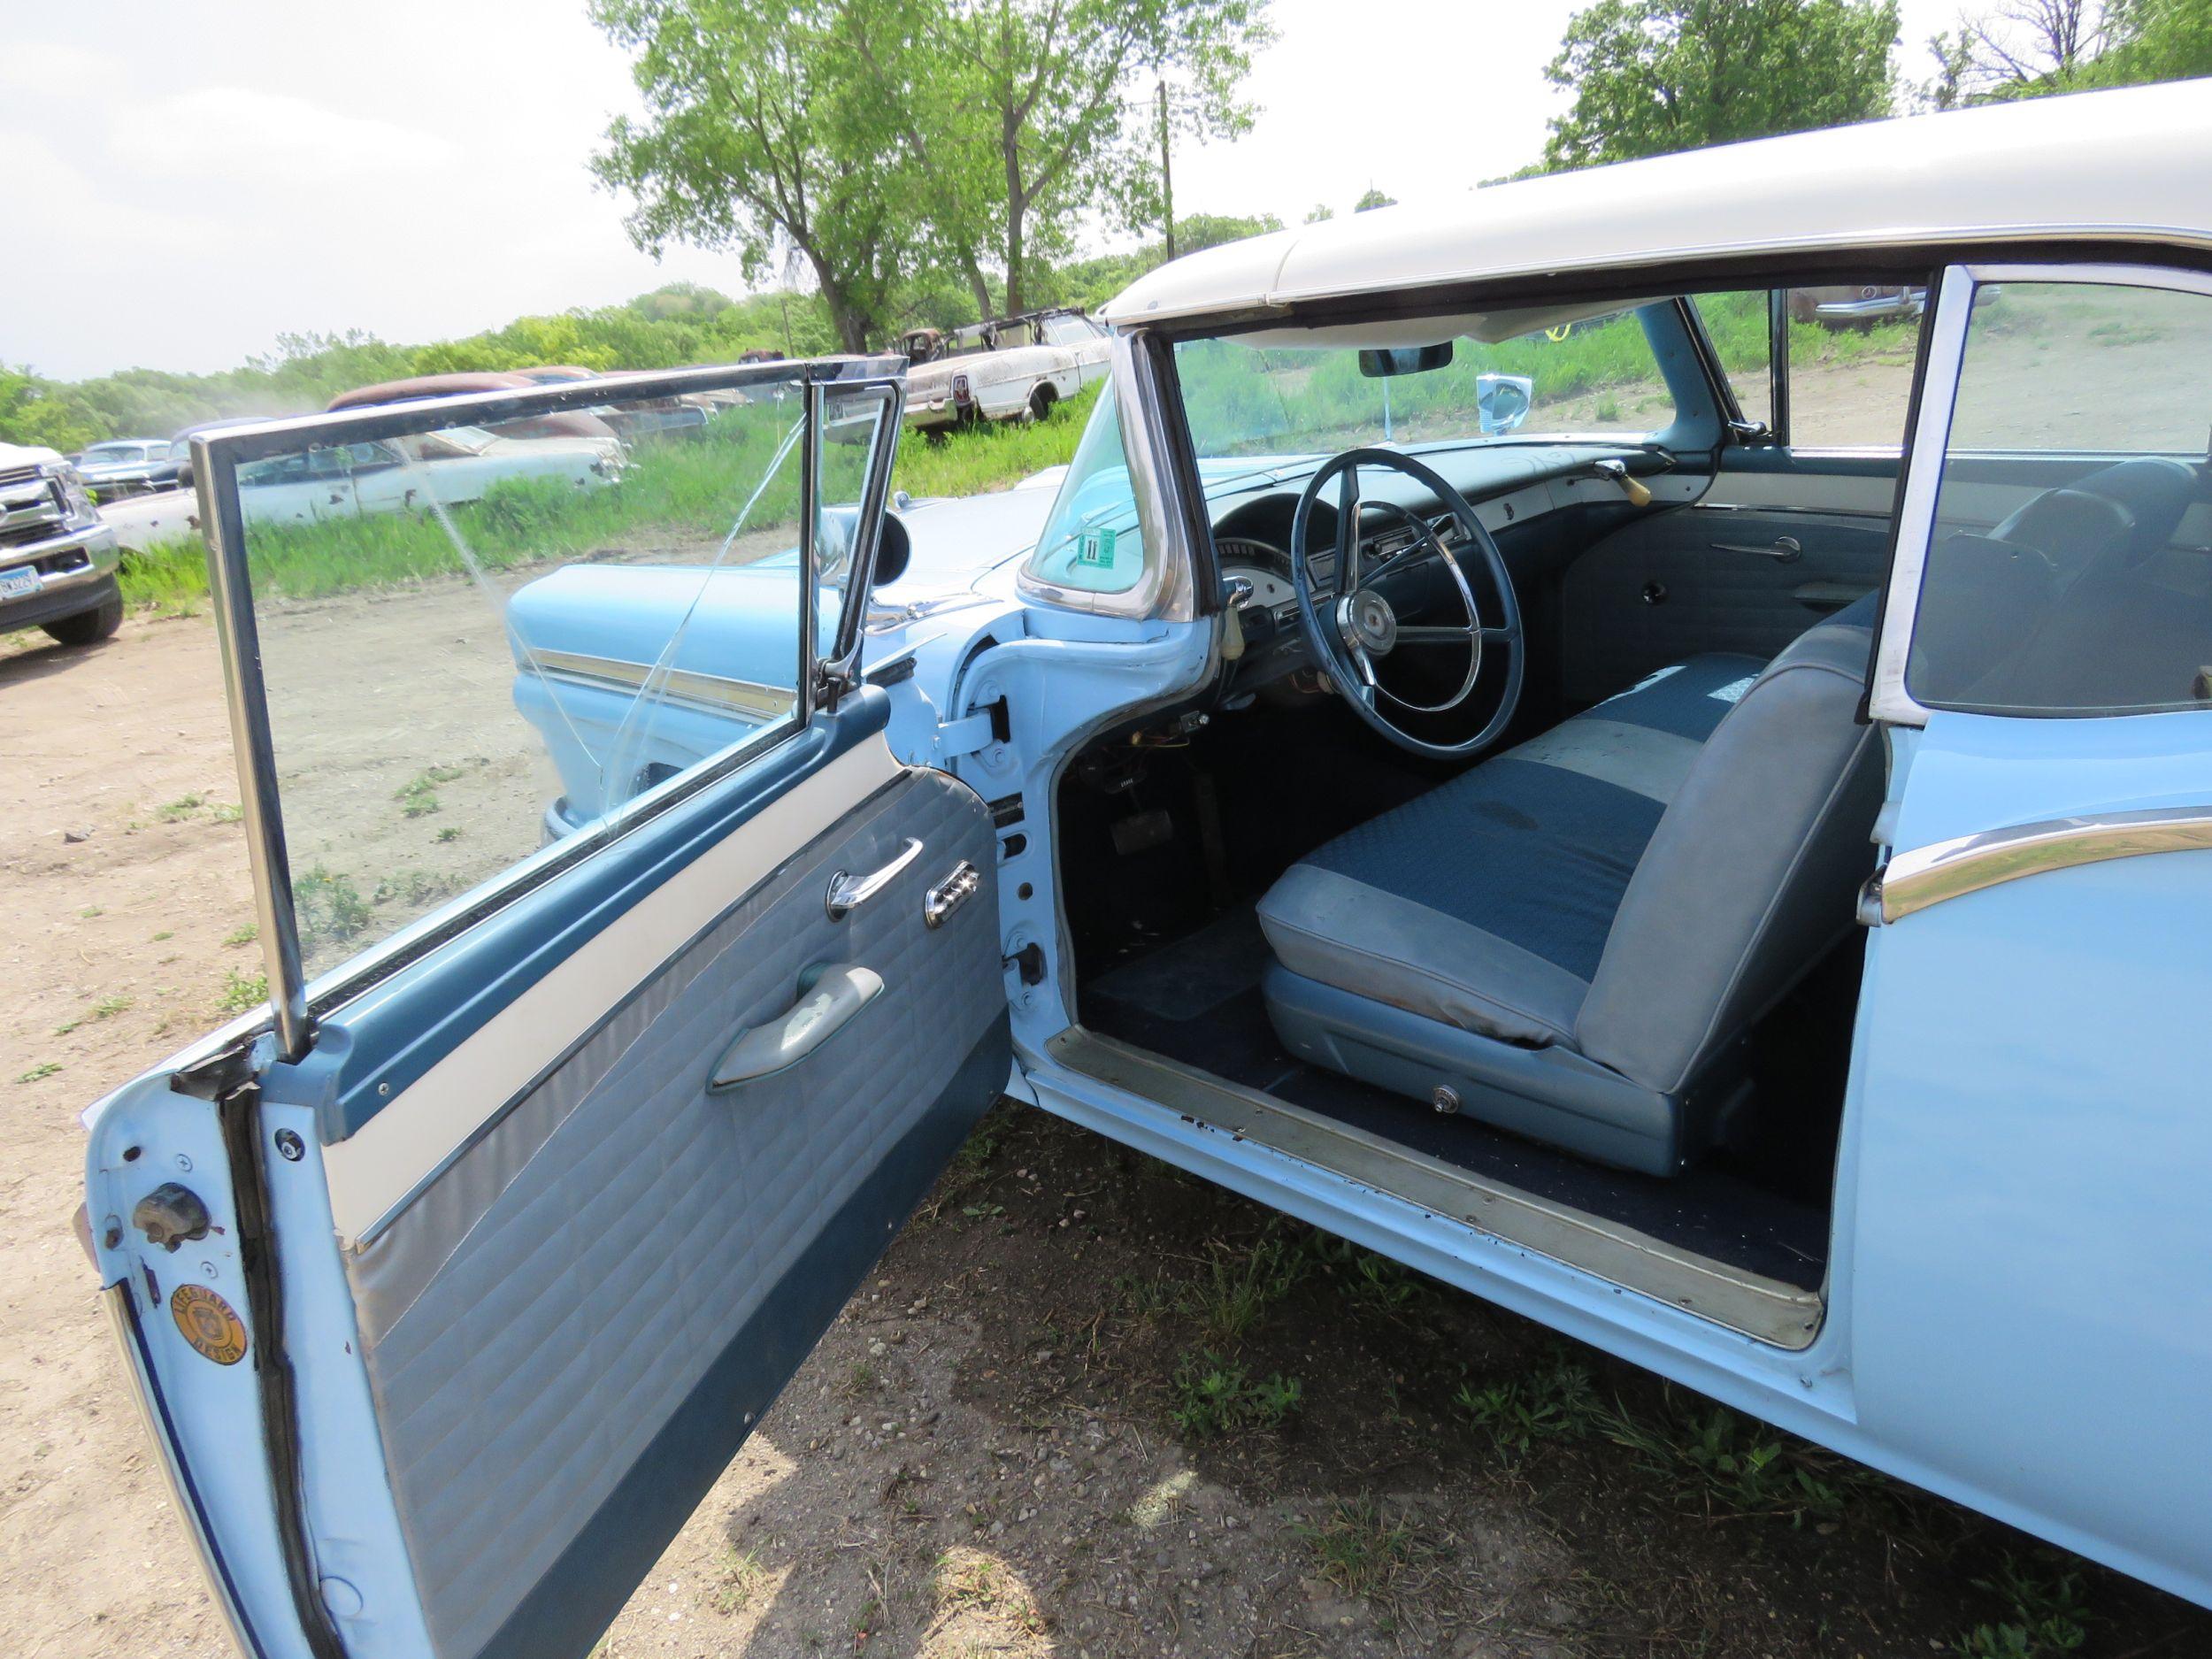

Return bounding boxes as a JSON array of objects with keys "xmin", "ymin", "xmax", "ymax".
[{"xmin": 0, "ymin": 565, "xmax": 41, "ymax": 600}]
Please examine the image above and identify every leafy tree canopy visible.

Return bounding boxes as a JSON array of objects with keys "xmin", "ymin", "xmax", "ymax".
[
  {"xmin": 1924, "ymin": 0, "xmax": 2212, "ymax": 104},
  {"xmin": 1541, "ymin": 0, "xmax": 1901, "ymax": 170}
]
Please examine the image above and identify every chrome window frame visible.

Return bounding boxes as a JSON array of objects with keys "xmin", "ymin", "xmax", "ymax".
[
  {"xmin": 1014, "ymin": 328, "xmax": 1198, "ymax": 621},
  {"xmin": 1870, "ymin": 261, "xmax": 2212, "ymax": 726},
  {"xmin": 195, "ymin": 357, "xmax": 905, "ymax": 1061}
]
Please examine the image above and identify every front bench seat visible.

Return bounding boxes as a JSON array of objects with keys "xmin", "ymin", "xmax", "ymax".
[{"xmin": 1257, "ymin": 595, "xmax": 1881, "ymax": 1176}]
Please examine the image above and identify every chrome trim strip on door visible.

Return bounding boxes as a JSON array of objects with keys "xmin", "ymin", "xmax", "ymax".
[
  {"xmin": 819, "ymin": 380, "xmax": 904, "ymax": 696},
  {"xmin": 534, "ymin": 650, "xmax": 796, "ymax": 720},
  {"xmin": 197, "ymin": 431, "xmax": 313, "ymax": 1061},
  {"xmin": 1873, "ymin": 804, "xmax": 2212, "ymax": 922},
  {"xmin": 1867, "ymin": 264, "xmax": 1974, "ymax": 729}
]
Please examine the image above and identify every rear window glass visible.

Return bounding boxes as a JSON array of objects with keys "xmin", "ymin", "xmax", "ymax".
[{"xmin": 1906, "ymin": 278, "xmax": 2212, "ymax": 716}]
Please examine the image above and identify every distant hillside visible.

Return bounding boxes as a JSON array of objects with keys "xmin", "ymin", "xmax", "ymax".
[{"xmin": 1, "ymin": 215, "xmax": 1279, "ymax": 454}]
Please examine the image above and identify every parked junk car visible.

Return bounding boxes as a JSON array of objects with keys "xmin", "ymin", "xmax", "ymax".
[
  {"xmin": 72, "ymin": 436, "xmax": 180, "ymax": 499},
  {"xmin": 234, "ymin": 423, "xmax": 622, "ymax": 526},
  {"xmin": 0, "ymin": 442, "xmax": 121, "ymax": 643},
  {"xmin": 79, "ymin": 81, "xmax": 2212, "ymax": 1658},
  {"xmin": 510, "ymin": 364, "xmax": 715, "ymax": 438},
  {"xmin": 1787, "ymin": 282, "xmax": 1928, "ymax": 326},
  {"xmin": 901, "ymin": 304, "xmax": 1110, "ymax": 429},
  {"xmin": 327, "ymin": 371, "xmax": 621, "ymax": 442},
  {"xmin": 166, "ymin": 414, "xmax": 284, "ymax": 491}
]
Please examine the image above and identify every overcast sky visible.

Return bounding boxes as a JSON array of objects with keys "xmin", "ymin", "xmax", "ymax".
[{"xmin": 3, "ymin": 0, "xmax": 1957, "ymax": 382}]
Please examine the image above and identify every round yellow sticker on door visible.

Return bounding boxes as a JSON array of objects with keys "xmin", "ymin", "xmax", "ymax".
[{"xmin": 171, "ymin": 1283, "xmax": 249, "ymax": 1366}]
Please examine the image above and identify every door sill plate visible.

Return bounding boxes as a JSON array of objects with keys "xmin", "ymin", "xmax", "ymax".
[{"xmin": 1046, "ymin": 1026, "xmax": 1825, "ymax": 1349}]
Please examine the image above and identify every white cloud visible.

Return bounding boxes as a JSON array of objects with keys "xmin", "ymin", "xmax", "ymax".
[
  {"xmin": 0, "ymin": 39, "xmax": 112, "ymax": 91},
  {"xmin": 112, "ymin": 87, "xmax": 459, "ymax": 184}
]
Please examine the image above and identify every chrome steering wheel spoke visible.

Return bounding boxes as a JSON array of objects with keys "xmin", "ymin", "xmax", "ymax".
[{"xmin": 1286, "ymin": 448, "xmax": 1526, "ymax": 760}]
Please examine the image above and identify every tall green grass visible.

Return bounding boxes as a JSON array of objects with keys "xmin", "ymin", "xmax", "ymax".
[{"xmin": 890, "ymin": 380, "xmax": 1100, "ymax": 500}]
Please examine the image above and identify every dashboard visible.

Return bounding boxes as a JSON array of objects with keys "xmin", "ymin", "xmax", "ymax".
[{"xmin": 1202, "ymin": 441, "xmax": 1701, "ymax": 687}]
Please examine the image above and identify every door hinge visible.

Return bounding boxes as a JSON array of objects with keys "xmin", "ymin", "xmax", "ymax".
[{"xmin": 935, "ymin": 695, "xmax": 1010, "ymax": 762}]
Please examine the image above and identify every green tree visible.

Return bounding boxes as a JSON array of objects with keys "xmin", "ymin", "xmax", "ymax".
[
  {"xmin": 1542, "ymin": 0, "xmax": 1901, "ymax": 170},
  {"xmin": 1924, "ymin": 0, "xmax": 2212, "ymax": 103},
  {"xmin": 590, "ymin": 0, "xmax": 919, "ymax": 351},
  {"xmin": 852, "ymin": 0, "xmax": 1270, "ymax": 318},
  {"xmin": 1352, "ymin": 186, "xmax": 1395, "ymax": 211}
]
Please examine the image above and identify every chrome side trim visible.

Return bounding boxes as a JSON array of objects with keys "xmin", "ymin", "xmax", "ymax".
[
  {"xmin": 101, "ymin": 1284, "xmax": 258, "ymax": 1658},
  {"xmin": 534, "ymin": 649, "xmax": 795, "ymax": 722},
  {"xmin": 1874, "ymin": 804, "xmax": 2212, "ymax": 922},
  {"xmin": 1047, "ymin": 1027, "xmax": 1826, "ymax": 1349}
]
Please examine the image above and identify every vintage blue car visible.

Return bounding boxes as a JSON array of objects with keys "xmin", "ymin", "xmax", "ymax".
[{"xmin": 81, "ymin": 79, "xmax": 2212, "ymax": 1657}]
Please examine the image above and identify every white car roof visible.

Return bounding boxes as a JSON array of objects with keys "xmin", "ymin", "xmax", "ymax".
[{"xmin": 1103, "ymin": 79, "xmax": 2212, "ymax": 328}]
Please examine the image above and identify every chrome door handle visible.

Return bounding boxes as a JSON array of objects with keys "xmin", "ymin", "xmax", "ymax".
[
  {"xmin": 710, "ymin": 963, "xmax": 884, "ymax": 1088},
  {"xmin": 826, "ymin": 838, "xmax": 923, "ymax": 920},
  {"xmin": 1711, "ymin": 535, "xmax": 1802, "ymax": 561},
  {"xmin": 924, "ymin": 860, "xmax": 981, "ymax": 929}
]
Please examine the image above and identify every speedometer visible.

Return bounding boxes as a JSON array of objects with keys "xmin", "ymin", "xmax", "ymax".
[{"xmin": 1217, "ymin": 537, "xmax": 1295, "ymax": 611}]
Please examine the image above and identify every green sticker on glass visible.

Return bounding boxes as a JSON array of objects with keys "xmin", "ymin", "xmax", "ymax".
[{"xmin": 1074, "ymin": 526, "xmax": 1117, "ymax": 568}]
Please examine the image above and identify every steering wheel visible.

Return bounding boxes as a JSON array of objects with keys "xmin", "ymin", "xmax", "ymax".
[{"xmin": 1287, "ymin": 448, "xmax": 1524, "ymax": 758}]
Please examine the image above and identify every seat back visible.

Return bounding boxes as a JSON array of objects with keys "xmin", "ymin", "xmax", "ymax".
[{"xmin": 1573, "ymin": 597, "xmax": 1882, "ymax": 1096}]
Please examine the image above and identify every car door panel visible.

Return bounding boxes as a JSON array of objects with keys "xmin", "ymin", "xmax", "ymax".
[
  {"xmin": 1847, "ymin": 712, "xmax": 2212, "ymax": 1603},
  {"xmin": 1560, "ymin": 487, "xmax": 1892, "ymax": 701},
  {"xmin": 84, "ymin": 360, "xmax": 1015, "ymax": 1659},
  {"xmin": 295, "ymin": 734, "xmax": 1002, "ymax": 1659},
  {"xmin": 1840, "ymin": 262, "xmax": 2212, "ymax": 1606}
]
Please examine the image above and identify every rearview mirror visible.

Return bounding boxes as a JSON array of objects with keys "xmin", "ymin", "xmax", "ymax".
[
  {"xmin": 1476, "ymin": 373, "xmax": 1534, "ymax": 435},
  {"xmin": 1357, "ymin": 343, "xmax": 1453, "ymax": 377}
]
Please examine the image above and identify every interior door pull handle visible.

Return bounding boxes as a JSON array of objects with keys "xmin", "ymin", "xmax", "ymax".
[
  {"xmin": 1711, "ymin": 535, "xmax": 1802, "ymax": 561},
  {"xmin": 826, "ymin": 838, "xmax": 923, "ymax": 920},
  {"xmin": 710, "ymin": 964, "xmax": 885, "ymax": 1089}
]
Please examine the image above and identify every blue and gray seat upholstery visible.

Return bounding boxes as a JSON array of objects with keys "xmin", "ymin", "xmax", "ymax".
[{"xmin": 1258, "ymin": 595, "xmax": 1881, "ymax": 1175}]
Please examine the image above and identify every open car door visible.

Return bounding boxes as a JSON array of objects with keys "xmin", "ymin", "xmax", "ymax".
[
  {"xmin": 81, "ymin": 361, "xmax": 1011, "ymax": 1659},
  {"xmin": 1849, "ymin": 265, "xmax": 2212, "ymax": 1603}
]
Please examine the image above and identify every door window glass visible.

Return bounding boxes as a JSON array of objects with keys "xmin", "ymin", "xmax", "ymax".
[
  {"xmin": 1905, "ymin": 278, "xmax": 2212, "ymax": 716},
  {"xmin": 224, "ymin": 369, "xmax": 893, "ymax": 978},
  {"xmin": 1783, "ymin": 284, "xmax": 1924, "ymax": 447},
  {"xmin": 1691, "ymin": 290, "xmax": 1772, "ymax": 430}
]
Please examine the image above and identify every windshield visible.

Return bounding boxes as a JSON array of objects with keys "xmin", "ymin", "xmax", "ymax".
[
  {"xmin": 1173, "ymin": 306, "xmax": 1675, "ymax": 461},
  {"xmin": 83, "ymin": 444, "xmax": 143, "ymax": 463}
]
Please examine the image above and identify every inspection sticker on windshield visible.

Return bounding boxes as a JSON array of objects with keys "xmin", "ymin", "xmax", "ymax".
[
  {"xmin": 1074, "ymin": 527, "xmax": 1118, "ymax": 569},
  {"xmin": 0, "ymin": 565, "xmax": 40, "ymax": 600}
]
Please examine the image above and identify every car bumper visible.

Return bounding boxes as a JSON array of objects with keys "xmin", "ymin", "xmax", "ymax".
[
  {"xmin": 0, "ymin": 521, "xmax": 121, "ymax": 631},
  {"xmin": 1813, "ymin": 294, "xmax": 1925, "ymax": 324},
  {"xmin": 906, "ymin": 399, "xmax": 964, "ymax": 431}
]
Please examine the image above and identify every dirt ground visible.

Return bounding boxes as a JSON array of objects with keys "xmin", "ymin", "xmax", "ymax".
[{"xmin": 7, "ymin": 613, "xmax": 2212, "ymax": 1659}]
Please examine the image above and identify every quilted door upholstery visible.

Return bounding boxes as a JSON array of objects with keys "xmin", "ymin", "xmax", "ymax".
[
  {"xmin": 341, "ymin": 764, "xmax": 1005, "ymax": 1659},
  {"xmin": 1561, "ymin": 502, "xmax": 1890, "ymax": 703}
]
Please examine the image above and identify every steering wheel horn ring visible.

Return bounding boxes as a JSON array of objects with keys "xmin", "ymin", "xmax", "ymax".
[{"xmin": 1288, "ymin": 447, "xmax": 1525, "ymax": 758}]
